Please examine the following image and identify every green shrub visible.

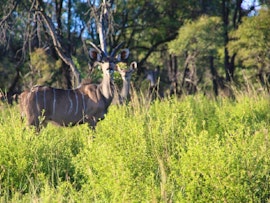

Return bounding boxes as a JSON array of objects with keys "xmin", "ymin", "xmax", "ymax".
[{"xmin": 1, "ymin": 93, "xmax": 270, "ymax": 202}]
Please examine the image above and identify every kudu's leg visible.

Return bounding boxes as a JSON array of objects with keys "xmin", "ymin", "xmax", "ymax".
[{"xmin": 86, "ymin": 117, "xmax": 97, "ymax": 131}]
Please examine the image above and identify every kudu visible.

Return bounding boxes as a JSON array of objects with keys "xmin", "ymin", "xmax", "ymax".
[
  {"xmin": 144, "ymin": 66, "xmax": 164, "ymax": 100},
  {"xmin": 113, "ymin": 61, "xmax": 137, "ymax": 104},
  {"xmin": 19, "ymin": 43, "xmax": 130, "ymax": 130}
]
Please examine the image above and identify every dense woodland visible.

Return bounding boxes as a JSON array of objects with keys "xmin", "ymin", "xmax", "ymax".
[{"xmin": 0, "ymin": 0, "xmax": 270, "ymax": 103}]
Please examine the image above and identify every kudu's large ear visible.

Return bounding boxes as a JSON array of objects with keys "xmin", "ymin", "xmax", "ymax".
[
  {"xmin": 89, "ymin": 48, "xmax": 102, "ymax": 61},
  {"xmin": 129, "ymin": 61, "xmax": 137, "ymax": 71},
  {"xmin": 117, "ymin": 49, "xmax": 130, "ymax": 61}
]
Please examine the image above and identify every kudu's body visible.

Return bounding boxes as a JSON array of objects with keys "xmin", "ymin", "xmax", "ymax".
[
  {"xmin": 113, "ymin": 62, "xmax": 137, "ymax": 104},
  {"xmin": 19, "ymin": 43, "xmax": 130, "ymax": 129},
  {"xmin": 144, "ymin": 66, "xmax": 164, "ymax": 100}
]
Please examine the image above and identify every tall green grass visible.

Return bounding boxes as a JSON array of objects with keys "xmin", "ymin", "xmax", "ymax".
[{"xmin": 1, "ymin": 92, "xmax": 270, "ymax": 202}]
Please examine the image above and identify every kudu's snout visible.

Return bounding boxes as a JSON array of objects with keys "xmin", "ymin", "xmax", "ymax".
[
  {"xmin": 107, "ymin": 63, "xmax": 116, "ymax": 75},
  {"xmin": 108, "ymin": 68, "xmax": 114, "ymax": 75}
]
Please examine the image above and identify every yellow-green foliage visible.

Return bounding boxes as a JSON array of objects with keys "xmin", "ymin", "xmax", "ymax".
[
  {"xmin": 168, "ymin": 15, "xmax": 223, "ymax": 55},
  {"xmin": 28, "ymin": 48, "xmax": 62, "ymax": 86},
  {"xmin": 228, "ymin": 9, "xmax": 270, "ymax": 69},
  {"xmin": 1, "ymin": 93, "xmax": 270, "ymax": 202},
  {"xmin": 0, "ymin": 58, "xmax": 17, "ymax": 91}
]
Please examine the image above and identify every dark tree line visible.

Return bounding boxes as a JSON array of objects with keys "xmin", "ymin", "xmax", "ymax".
[{"xmin": 0, "ymin": 0, "xmax": 269, "ymax": 103}]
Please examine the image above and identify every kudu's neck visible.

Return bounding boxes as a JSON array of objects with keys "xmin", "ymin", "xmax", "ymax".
[
  {"xmin": 120, "ymin": 79, "xmax": 130, "ymax": 99},
  {"xmin": 99, "ymin": 73, "xmax": 114, "ymax": 102},
  {"xmin": 147, "ymin": 73, "xmax": 156, "ymax": 87}
]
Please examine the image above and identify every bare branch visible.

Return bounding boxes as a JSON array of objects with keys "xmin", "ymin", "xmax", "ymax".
[
  {"xmin": 0, "ymin": 0, "xmax": 19, "ymax": 45},
  {"xmin": 87, "ymin": 0, "xmax": 115, "ymax": 54},
  {"xmin": 36, "ymin": 9, "xmax": 81, "ymax": 87},
  {"xmin": 0, "ymin": 0, "xmax": 18, "ymax": 27}
]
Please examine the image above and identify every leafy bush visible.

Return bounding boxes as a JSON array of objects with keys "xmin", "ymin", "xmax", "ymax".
[{"xmin": 1, "ymin": 93, "xmax": 270, "ymax": 202}]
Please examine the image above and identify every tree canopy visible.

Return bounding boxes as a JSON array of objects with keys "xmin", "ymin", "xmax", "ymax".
[
  {"xmin": 229, "ymin": 8, "xmax": 270, "ymax": 70},
  {"xmin": 0, "ymin": 0, "xmax": 269, "ymax": 102},
  {"xmin": 169, "ymin": 16, "xmax": 223, "ymax": 57}
]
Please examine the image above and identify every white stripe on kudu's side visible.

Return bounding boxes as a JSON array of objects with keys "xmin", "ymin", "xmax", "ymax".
[
  {"xmin": 19, "ymin": 43, "xmax": 131, "ymax": 130},
  {"xmin": 74, "ymin": 91, "xmax": 78, "ymax": 115},
  {"xmin": 82, "ymin": 93, "xmax": 86, "ymax": 113},
  {"xmin": 68, "ymin": 90, "xmax": 73, "ymax": 115}
]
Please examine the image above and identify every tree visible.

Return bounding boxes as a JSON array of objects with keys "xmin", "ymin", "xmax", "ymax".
[
  {"xmin": 0, "ymin": 0, "xmax": 268, "ymax": 100},
  {"xmin": 228, "ymin": 8, "xmax": 270, "ymax": 90},
  {"xmin": 112, "ymin": 0, "xmax": 227, "ymax": 96},
  {"xmin": 168, "ymin": 16, "xmax": 224, "ymax": 95},
  {"xmin": 113, "ymin": 0, "xmax": 183, "ymax": 69},
  {"xmin": 0, "ymin": 0, "xmax": 32, "ymax": 103}
]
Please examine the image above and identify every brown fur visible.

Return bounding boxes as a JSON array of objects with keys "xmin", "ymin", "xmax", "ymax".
[
  {"xmin": 20, "ymin": 84, "xmax": 111, "ymax": 128},
  {"xmin": 19, "ymin": 47, "xmax": 130, "ymax": 130},
  {"xmin": 112, "ymin": 62, "xmax": 137, "ymax": 105}
]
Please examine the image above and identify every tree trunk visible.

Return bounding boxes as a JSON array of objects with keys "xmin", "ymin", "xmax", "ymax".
[
  {"xmin": 209, "ymin": 55, "xmax": 218, "ymax": 96},
  {"xmin": 168, "ymin": 54, "xmax": 178, "ymax": 95},
  {"xmin": 55, "ymin": 0, "xmax": 63, "ymax": 37},
  {"xmin": 62, "ymin": 64, "xmax": 72, "ymax": 89},
  {"xmin": 67, "ymin": 0, "xmax": 72, "ymax": 53},
  {"xmin": 222, "ymin": 0, "xmax": 243, "ymax": 82},
  {"xmin": 222, "ymin": 0, "xmax": 233, "ymax": 81},
  {"xmin": 7, "ymin": 60, "xmax": 23, "ymax": 104}
]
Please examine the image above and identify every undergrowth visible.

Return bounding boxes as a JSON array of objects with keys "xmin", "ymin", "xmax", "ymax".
[{"xmin": 1, "ymin": 92, "xmax": 270, "ymax": 202}]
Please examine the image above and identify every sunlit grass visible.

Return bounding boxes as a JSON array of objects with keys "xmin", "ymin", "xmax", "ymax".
[{"xmin": 1, "ymin": 92, "xmax": 270, "ymax": 202}]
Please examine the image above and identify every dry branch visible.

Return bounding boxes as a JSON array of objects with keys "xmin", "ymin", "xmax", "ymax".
[{"xmin": 37, "ymin": 10, "xmax": 81, "ymax": 87}]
